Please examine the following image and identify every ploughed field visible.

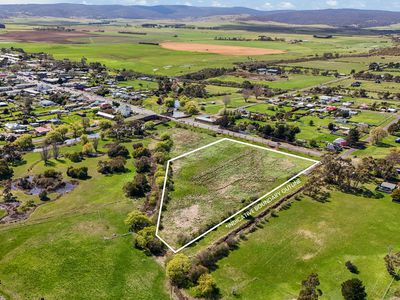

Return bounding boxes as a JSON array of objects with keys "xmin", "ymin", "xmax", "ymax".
[
  {"xmin": 158, "ymin": 139, "xmax": 314, "ymax": 250},
  {"xmin": 160, "ymin": 42, "xmax": 286, "ymax": 56}
]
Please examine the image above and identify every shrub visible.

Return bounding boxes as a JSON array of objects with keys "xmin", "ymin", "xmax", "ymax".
[
  {"xmin": 166, "ymin": 253, "xmax": 191, "ymax": 288},
  {"xmin": 82, "ymin": 143, "xmax": 94, "ymax": 156},
  {"xmin": 0, "ymin": 160, "xmax": 13, "ymax": 180},
  {"xmin": 39, "ymin": 190, "xmax": 49, "ymax": 201},
  {"xmin": 341, "ymin": 279, "xmax": 367, "ymax": 300},
  {"xmin": 345, "ymin": 261, "xmax": 359, "ymax": 274},
  {"xmin": 125, "ymin": 210, "xmax": 152, "ymax": 232},
  {"xmin": 134, "ymin": 156, "xmax": 151, "ymax": 173},
  {"xmin": 97, "ymin": 157, "xmax": 126, "ymax": 174},
  {"xmin": 67, "ymin": 166, "xmax": 88, "ymax": 179},
  {"xmin": 43, "ymin": 169, "xmax": 61, "ymax": 178},
  {"xmin": 155, "ymin": 139, "xmax": 173, "ymax": 153},
  {"xmin": 191, "ymin": 273, "xmax": 219, "ymax": 299},
  {"xmin": 66, "ymin": 152, "xmax": 83, "ymax": 163},
  {"xmin": 134, "ymin": 226, "xmax": 164, "ymax": 255},
  {"xmin": 108, "ymin": 144, "xmax": 129, "ymax": 158},
  {"xmin": 153, "ymin": 151, "xmax": 169, "ymax": 164},
  {"xmin": 132, "ymin": 145, "xmax": 151, "ymax": 158},
  {"xmin": 188, "ymin": 264, "xmax": 208, "ymax": 283},
  {"xmin": 123, "ymin": 174, "xmax": 150, "ymax": 198}
]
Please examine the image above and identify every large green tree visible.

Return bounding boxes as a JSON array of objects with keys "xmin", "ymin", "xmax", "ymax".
[{"xmin": 341, "ymin": 279, "xmax": 367, "ymax": 300}]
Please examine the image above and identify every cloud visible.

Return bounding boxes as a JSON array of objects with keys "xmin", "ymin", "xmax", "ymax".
[
  {"xmin": 326, "ymin": 0, "xmax": 338, "ymax": 6},
  {"xmin": 263, "ymin": 2, "xmax": 273, "ymax": 9},
  {"xmin": 211, "ymin": 0, "xmax": 221, "ymax": 6},
  {"xmin": 277, "ymin": 1, "xmax": 295, "ymax": 9}
]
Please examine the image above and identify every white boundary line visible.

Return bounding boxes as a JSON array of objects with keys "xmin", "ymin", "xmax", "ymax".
[{"xmin": 155, "ymin": 138, "xmax": 320, "ymax": 253}]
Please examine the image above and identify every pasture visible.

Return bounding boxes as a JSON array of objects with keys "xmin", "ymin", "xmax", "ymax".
[
  {"xmin": 0, "ymin": 138, "xmax": 169, "ymax": 300},
  {"xmin": 213, "ymin": 190, "xmax": 400, "ymax": 299}
]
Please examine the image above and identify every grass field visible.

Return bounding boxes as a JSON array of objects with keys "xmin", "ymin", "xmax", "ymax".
[
  {"xmin": 158, "ymin": 138, "xmax": 315, "ymax": 249},
  {"xmin": 209, "ymin": 74, "xmax": 335, "ymax": 90},
  {"xmin": 0, "ymin": 137, "xmax": 170, "ymax": 300},
  {"xmin": 0, "ymin": 22, "xmax": 392, "ymax": 76},
  {"xmin": 213, "ymin": 190, "xmax": 400, "ymax": 299}
]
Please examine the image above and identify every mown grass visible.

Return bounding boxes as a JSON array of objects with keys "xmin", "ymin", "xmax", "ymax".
[{"xmin": 213, "ymin": 190, "xmax": 400, "ymax": 299}]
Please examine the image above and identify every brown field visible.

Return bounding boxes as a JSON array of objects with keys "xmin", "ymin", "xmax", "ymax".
[
  {"xmin": 0, "ymin": 30, "xmax": 97, "ymax": 43},
  {"xmin": 160, "ymin": 42, "xmax": 286, "ymax": 56}
]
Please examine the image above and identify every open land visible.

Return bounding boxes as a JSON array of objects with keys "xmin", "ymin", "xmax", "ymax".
[{"xmin": 158, "ymin": 139, "xmax": 315, "ymax": 250}]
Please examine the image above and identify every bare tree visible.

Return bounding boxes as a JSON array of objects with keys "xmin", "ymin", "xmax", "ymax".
[
  {"xmin": 52, "ymin": 143, "xmax": 60, "ymax": 160},
  {"xmin": 253, "ymin": 85, "xmax": 264, "ymax": 100},
  {"xmin": 41, "ymin": 144, "xmax": 50, "ymax": 164},
  {"xmin": 222, "ymin": 95, "xmax": 231, "ymax": 108},
  {"xmin": 242, "ymin": 89, "xmax": 251, "ymax": 103}
]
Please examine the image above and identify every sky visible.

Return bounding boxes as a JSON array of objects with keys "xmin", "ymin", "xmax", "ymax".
[{"xmin": 0, "ymin": 0, "xmax": 399, "ymax": 11}]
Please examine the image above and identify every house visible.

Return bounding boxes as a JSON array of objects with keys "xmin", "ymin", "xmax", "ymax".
[
  {"xmin": 4, "ymin": 123, "xmax": 27, "ymax": 132},
  {"xmin": 326, "ymin": 142, "xmax": 341, "ymax": 152},
  {"xmin": 117, "ymin": 105, "xmax": 132, "ymax": 118},
  {"xmin": 97, "ymin": 111, "xmax": 115, "ymax": 120},
  {"xmin": 377, "ymin": 182, "xmax": 397, "ymax": 193},
  {"xmin": 34, "ymin": 126, "xmax": 51, "ymax": 136},
  {"xmin": 195, "ymin": 115, "xmax": 221, "ymax": 125},
  {"xmin": 333, "ymin": 137, "xmax": 348, "ymax": 147},
  {"xmin": 40, "ymin": 100, "xmax": 56, "ymax": 107}
]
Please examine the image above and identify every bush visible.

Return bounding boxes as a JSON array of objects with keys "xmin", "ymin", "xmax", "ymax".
[
  {"xmin": 125, "ymin": 210, "xmax": 152, "ymax": 232},
  {"xmin": 43, "ymin": 169, "xmax": 61, "ymax": 178},
  {"xmin": 123, "ymin": 174, "xmax": 150, "ymax": 198},
  {"xmin": 341, "ymin": 279, "xmax": 367, "ymax": 300},
  {"xmin": 132, "ymin": 145, "xmax": 151, "ymax": 158},
  {"xmin": 97, "ymin": 157, "xmax": 126, "ymax": 174},
  {"xmin": 166, "ymin": 253, "xmax": 191, "ymax": 288},
  {"xmin": 345, "ymin": 261, "xmax": 359, "ymax": 274},
  {"xmin": 134, "ymin": 156, "xmax": 151, "ymax": 173},
  {"xmin": 188, "ymin": 264, "xmax": 208, "ymax": 284},
  {"xmin": 0, "ymin": 160, "xmax": 13, "ymax": 181},
  {"xmin": 191, "ymin": 273, "xmax": 219, "ymax": 299},
  {"xmin": 153, "ymin": 151, "xmax": 169, "ymax": 164},
  {"xmin": 108, "ymin": 144, "xmax": 129, "ymax": 158},
  {"xmin": 134, "ymin": 226, "xmax": 165, "ymax": 255},
  {"xmin": 67, "ymin": 166, "xmax": 88, "ymax": 179},
  {"xmin": 155, "ymin": 139, "xmax": 173, "ymax": 153},
  {"xmin": 39, "ymin": 190, "xmax": 49, "ymax": 201},
  {"xmin": 66, "ymin": 152, "xmax": 83, "ymax": 163}
]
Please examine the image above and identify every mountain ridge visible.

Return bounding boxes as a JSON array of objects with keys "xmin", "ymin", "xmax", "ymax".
[{"xmin": 0, "ymin": 4, "xmax": 399, "ymax": 28}]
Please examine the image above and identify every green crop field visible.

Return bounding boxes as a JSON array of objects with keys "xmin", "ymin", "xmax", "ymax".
[
  {"xmin": 157, "ymin": 139, "xmax": 315, "ymax": 249},
  {"xmin": 213, "ymin": 190, "xmax": 400, "ymax": 299}
]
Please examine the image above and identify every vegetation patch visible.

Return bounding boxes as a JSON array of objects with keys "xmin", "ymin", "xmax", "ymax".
[{"xmin": 157, "ymin": 138, "xmax": 316, "ymax": 251}]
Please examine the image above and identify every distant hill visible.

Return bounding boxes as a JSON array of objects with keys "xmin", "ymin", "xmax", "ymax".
[
  {"xmin": 246, "ymin": 9, "xmax": 400, "ymax": 28},
  {"xmin": 0, "ymin": 4, "xmax": 399, "ymax": 28}
]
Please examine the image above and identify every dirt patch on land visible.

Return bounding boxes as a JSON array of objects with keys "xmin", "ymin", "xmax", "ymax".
[
  {"xmin": 0, "ymin": 30, "xmax": 97, "ymax": 43},
  {"xmin": 160, "ymin": 42, "xmax": 286, "ymax": 56}
]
